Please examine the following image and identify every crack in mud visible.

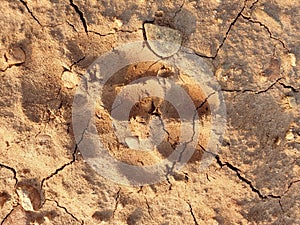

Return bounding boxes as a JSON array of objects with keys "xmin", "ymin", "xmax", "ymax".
[
  {"xmin": 215, "ymin": 155, "xmax": 280, "ymax": 200},
  {"xmin": 221, "ymin": 77, "xmax": 283, "ymax": 94},
  {"xmin": 282, "ymin": 180, "xmax": 300, "ymax": 196},
  {"xmin": 69, "ymin": 0, "xmax": 88, "ymax": 33},
  {"xmin": 0, "ymin": 205, "xmax": 18, "ymax": 225},
  {"xmin": 186, "ymin": 202, "xmax": 199, "ymax": 225},
  {"xmin": 173, "ymin": 0, "xmax": 186, "ymax": 19},
  {"xmin": 18, "ymin": 1, "xmax": 63, "ymax": 28},
  {"xmin": 46, "ymin": 199, "xmax": 83, "ymax": 224},
  {"xmin": 156, "ymin": 116, "xmax": 178, "ymax": 154},
  {"xmin": 279, "ymin": 199, "xmax": 284, "ymax": 212},
  {"xmin": 164, "ymin": 92, "xmax": 215, "ymax": 189},
  {"xmin": 66, "ymin": 12, "xmax": 142, "ymax": 36},
  {"xmin": 62, "ymin": 56, "xmax": 86, "ymax": 74},
  {"xmin": 202, "ymin": 147, "xmax": 291, "ymax": 202},
  {"xmin": 164, "ymin": 120, "xmax": 194, "ymax": 185},
  {"xmin": 40, "ymin": 146, "xmax": 77, "ymax": 188},
  {"xmin": 0, "ymin": 163, "xmax": 18, "ymax": 186},
  {"xmin": 241, "ymin": 14, "xmax": 288, "ymax": 51},
  {"xmin": 278, "ymin": 180, "xmax": 300, "ymax": 213},
  {"xmin": 40, "ymin": 113, "xmax": 91, "ymax": 193},
  {"xmin": 214, "ymin": 154, "xmax": 299, "ymax": 206},
  {"xmin": 255, "ymin": 78, "xmax": 283, "ymax": 94},
  {"xmin": 112, "ymin": 188, "xmax": 121, "ymax": 218},
  {"xmin": 196, "ymin": 92, "xmax": 215, "ymax": 110},
  {"xmin": 118, "ymin": 28, "xmax": 143, "ymax": 33},
  {"xmin": 278, "ymin": 82, "xmax": 299, "ymax": 93},
  {"xmin": 144, "ymin": 197, "xmax": 154, "ymax": 220},
  {"xmin": 66, "ymin": 20, "xmax": 78, "ymax": 32},
  {"xmin": 193, "ymin": 0, "xmax": 287, "ymax": 60},
  {"xmin": 250, "ymin": 0, "xmax": 259, "ymax": 9},
  {"xmin": 19, "ymin": 0, "xmax": 42, "ymax": 26},
  {"xmin": 214, "ymin": 1, "xmax": 247, "ymax": 57},
  {"xmin": 194, "ymin": 0, "xmax": 248, "ymax": 59},
  {"xmin": 69, "ymin": 0, "xmax": 142, "ymax": 37},
  {"xmin": 165, "ymin": 174, "xmax": 173, "ymax": 190},
  {"xmin": 70, "ymin": 56, "xmax": 86, "ymax": 70},
  {"xmin": 88, "ymin": 30, "xmax": 115, "ymax": 37}
]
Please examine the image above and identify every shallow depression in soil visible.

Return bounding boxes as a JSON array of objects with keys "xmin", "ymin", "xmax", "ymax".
[{"xmin": 95, "ymin": 61, "xmax": 212, "ymax": 167}]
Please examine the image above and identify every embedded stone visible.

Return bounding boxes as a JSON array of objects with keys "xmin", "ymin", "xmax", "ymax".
[
  {"xmin": 144, "ymin": 23, "xmax": 182, "ymax": 58},
  {"xmin": 61, "ymin": 71, "xmax": 79, "ymax": 89}
]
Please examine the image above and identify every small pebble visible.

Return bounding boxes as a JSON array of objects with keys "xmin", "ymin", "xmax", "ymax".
[
  {"xmin": 286, "ymin": 130, "xmax": 294, "ymax": 140},
  {"xmin": 6, "ymin": 47, "xmax": 26, "ymax": 65},
  {"xmin": 288, "ymin": 53, "xmax": 296, "ymax": 67},
  {"xmin": 61, "ymin": 71, "xmax": 79, "ymax": 89},
  {"xmin": 144, "ymin": 23, "xmax": 182, "ymax": 57}
]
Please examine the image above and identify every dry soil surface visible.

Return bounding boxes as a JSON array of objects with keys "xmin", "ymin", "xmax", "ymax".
[{"xmin": 0, "ymin": 0, "xmax": 299, "ymax": 224}]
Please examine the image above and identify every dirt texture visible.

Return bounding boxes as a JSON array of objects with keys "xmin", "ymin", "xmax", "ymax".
[{"xmin": 0, "ymin": 0, "xmax": 299, "ymax": 224}]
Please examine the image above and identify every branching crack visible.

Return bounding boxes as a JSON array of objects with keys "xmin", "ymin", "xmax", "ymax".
[
  {"xmin": 69, "ymin": 0, "xmax": 88, "ymax": 33},
  {"xmin": 195, "ymin": 0, "xmax": 248, "ymax": 59},
  {"xmin": 278, "ymin": 180, "xmax": 299, "ymax": 212},
  {"xmin": 255, "ymin": 77, "xmax": 282, "ymax": 94},
  {"xmin": 241, "ymin": 14, "xmax": 288, "ymax": 51},
  {"xmin": 19, "ymin": 0, "xmax": 42, "ymax": 26},
  {"xmin": 194, "ymin": 0, "xmax": 284, "ymax": 59},
  {"xmin": 156, "ymin": 114, "xmax": 177, "ymax": 150},
  {"xmin": 215, "ymin": 155, "xmax": 295, "ymax": 204},
  {"xmin": 40, "ymin": 145, "xmax": 77, "ymax": 193},
  {"xmin": 215, "ymin": 1, "xmax": 246, "ymax": 57},
  {"xmin": 46, "ymin": 199, "xmax": 83, "ymax": 224},
  {"xmin": 68, "ymin": 0, "xmax": 142, "ymax": 36},
  {"xmin": 41, "ymin": 115, "xmax": 90, "ymax": 192},
  {"xmin": 282, "ymin": 180, "xmax": 300, "ymax": 195},
  {"xmin": 164, "ymin": 92, "xmax": 215, "ymax": 188},
  {"xmin": 165, "ymin": 134, "xmax": 191, "ymax": 190}
]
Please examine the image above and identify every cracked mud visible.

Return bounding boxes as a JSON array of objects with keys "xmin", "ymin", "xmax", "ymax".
[{"xmin": 0, "ymin": 0, "xmax": 299, "ymax": 224}]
